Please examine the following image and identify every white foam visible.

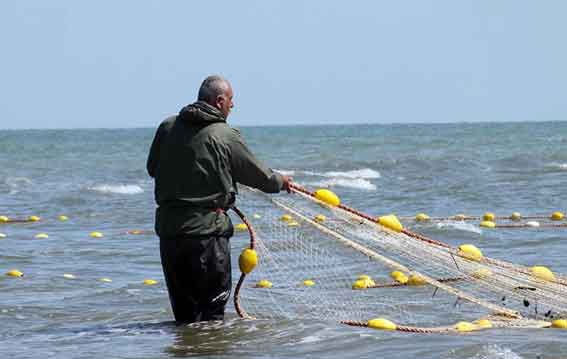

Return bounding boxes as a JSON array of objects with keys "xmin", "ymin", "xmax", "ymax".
[
  {"xmin": 469, "ymin": 345, "xmax": 523, "ymax": 359},
  {"xmin": 5, "ymin": 177, "xmax": 32, "ymax": 187},
  {"xmin": 436, "ymin": 221, "xmax": 482, "ymax": 235},
  {"xmin": 275, "ymin": 168, "xmax": 380, "ymax": 179},
  {"xmin": 546, "ymin": 162, "xmax": 567, "ymax": 170},
  {"xmin": 321, "ymin": 168, "xmax": 381, "ymax": 179},
  {"xmin": 308, "ymin": 178, "xmax": 376, "ymax": 191},
  {"xmin": 89, "ymin": 184, "xmax": 144, "ymax": 195}
]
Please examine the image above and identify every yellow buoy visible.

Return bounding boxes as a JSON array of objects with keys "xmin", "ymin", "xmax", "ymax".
[
  {"xmin": 0, "ymin": 215, "xmax": 9, "ymax": 222},
  {"xmin": 29, "ymin": 215, "xmax": 40, "ymax": 222},
  {"xmin": 239, "ymin": 248, "xmax": 258, "ymax": 274},
  {"xmin": 6, "ymin": 269, "xmax": 23, "ymax": 277},
  {"xmin": 280, "ymin": 214, "xmax": 293, "ymax": 222},
  {"xmin": 303, "ymin": 279, "xmax": 315, "ymax": 287},
  {"xmin": 455, "ymin": 321, "xmax": 476, "ymax": 332},
  {"xmin": 551, "ymin": 211, "xmax": 565, "ymax": 221},
  {"xmin": 256, "ymin": 279, "xmax": 272, "ymax": 288},
  {"xmin": 352, "ymin": 279, "xmax": 368, "ymax": 290},
  {"xmin": 253, "ymin": 213, "xmax": 262, "ymax": 219},
  {"xmin": 473, "ymin": 319, "xmax": 493, "ymax": 329},
  {"xmin": 551, "ymin": 319, "xmax": 567, "ymax": 329},
  {"xmin": 0, "ymin": 233, "xmax": 7, "ymax": 239},
  {"xmin": 415, "ymin": 213, "xmax": 430, "ymax": 222},
  {"xmin": 314, "ymin": 189, "xmax": 341, "ymax": 206},
  {"xmin": 458, "ymin": 244, "xmax": 483, "ymax": 262},
  {"xmin": 144, "ymin": 279, "xmax": 158, "ymax": 285},
  {"xmin": 234, "ymin": 223, "xmax": 248, "ymax": 231},
  {"xmin": 471, "ymin": 268, "xmax": 493, "ymax": 279},
  {"xmin": 352, "ymin": 276, "xmax": 376, "ymax": 289},
  {"xmin": 99, "ymin": 278, "xmax": 112, "ymax": 283},
  {"xmin": 483, "ymin": 212, "xmax": 495, "ymax": 221},
  {"xmin": 479, "ymin": 220, "xmax": 496, "ymax": 228},
  {"xmin": 390, "ymin": 271, "xmax": 409, "ymax": 284},
  {"xmin": 377, "ymin": 215, "xmax": 403, "ymax": 232},
  {"xmin": 510, "ymin": 212, "xmax": 522, "ymax": 221},
  {"xmin": 368, "ymin": 318, "xmax": 397, "ymax": 331},
  {"xmin": 453, "ymin": 214, "xmax": 466, "ymax": 220},
  {"xmin": 35, "ymin": 233, "xmax": 49, "ymax": 239},
  {"xmin": 287, "ymin": 221, "xmax": 299, "ymax": 227},
  {"xmin": 407, "ymin": 274, "xmax": 427, "ymax": 286},
  {"xmin": 63, "ymin": 273, "xmax": 76, "ymax": 279},
  {"xmin": 531, "ymin": 266, "xmax": 556, "ymax": 282},
  {"xmin": 90, "ymin": 231, "xmax": 103, "ymax": 238},
  {"xmin": 58, "ymin": 215, "xmax": 69, "ymax": 221},
  {"xmin": 314, "ymin": 214, "xmax": 326, "ymax": 223}
]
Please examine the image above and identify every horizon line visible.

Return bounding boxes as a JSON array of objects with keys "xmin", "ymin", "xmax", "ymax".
[{"xmin": 0, "ymin": 119, "xmax": 565, "ymax": 131}]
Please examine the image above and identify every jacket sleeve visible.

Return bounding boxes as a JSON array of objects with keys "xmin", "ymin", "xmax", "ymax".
[
  {"xmin": 228, "ymin": 129, "xmax": 284, "ymax": 193},
  {"xmin": 146, "ymin": 123, "xmax": 162, "ymax": 178}
]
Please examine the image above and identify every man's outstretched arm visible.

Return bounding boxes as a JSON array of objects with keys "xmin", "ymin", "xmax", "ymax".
[{"xmin": 229, "ymin": 130, "xmax": 291, "ymax": 193}]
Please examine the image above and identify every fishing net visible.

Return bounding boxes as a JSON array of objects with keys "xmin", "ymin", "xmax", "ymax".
[{"xmin": 232, "ymin": 185, "xmax": 567, "ymax": 333}]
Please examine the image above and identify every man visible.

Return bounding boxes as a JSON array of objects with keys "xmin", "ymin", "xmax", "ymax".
[{"xmin": 147, "ymin": 75, "xmax": 291, "ymax": 323}]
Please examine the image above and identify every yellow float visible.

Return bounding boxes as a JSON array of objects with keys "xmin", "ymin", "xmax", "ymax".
[
  {"xmin": 368, "ymin": 318, "xmax": 397, "ymax": 330},
  {"xmin": 377, "ymin": 215, "xmax": 403, "ymax": 232},
  {"xmin": 314, "ymin": 189, "xmax": 340, "ymax": 206},
  {"xmin": 256, "ymin": 279, "xmax": 272, "ymax": 288},
  {"xmin": 479, "ymin": 220, "xmax": 496, "ymax": 228},
  {"xmin": 458, "ymin": 244, "xmax": 483, "ymax": 262},
  {"xmin": 6, "ymin": 269, "xmax": 23, "ymax": 277},
  {"xmin": 531, "ymin": 266, "xmax": 556, "ymax": 282},
  {"xmin": 551, "ymin": 211, "xmax": 565, "ymax": 221},
  {"xmin": 235, "ymin": 223, "xmax": 248, "ymax": 231},
  {"xmin": 239, "ymin": 248, "xmax": 258, "ymax": 274},
  {"xmin": 482, "ymin": 212, "xmax": 495, "ymax": 221},
  {"xmin": 415, "ymin": 213, "xmax": 430, "ymax": 222},
  {"xmin": 390, "ymin": 271, "xmax": 409, "ymax": 284},
  {"xmin": 303, "ymin": 279, "xmax": 315, "ymax": 287}
]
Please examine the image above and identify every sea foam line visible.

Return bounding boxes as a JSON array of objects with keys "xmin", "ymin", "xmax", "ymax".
[
  {"xmin": 88, "ymin": 184, "xmax": 144, "ymax": 195},
  {"xmin": 276, "ymin": 168, "xmax": 381, "ymax": 179}
]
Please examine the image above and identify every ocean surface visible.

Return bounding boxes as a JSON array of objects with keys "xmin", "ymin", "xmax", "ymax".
[{"xmin": 1, "ymin": 122, "xmax": 566, "ymax": 359}]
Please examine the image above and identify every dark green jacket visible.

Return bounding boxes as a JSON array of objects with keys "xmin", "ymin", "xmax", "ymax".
[{"xmin": 147, "ymin": 101, "xmax": 283, "ymax": 238}]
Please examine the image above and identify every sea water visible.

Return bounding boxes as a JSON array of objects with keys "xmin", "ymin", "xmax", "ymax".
[{"xmin": 1, "ymin": 122, "xmax": 566, "ymax": 358}]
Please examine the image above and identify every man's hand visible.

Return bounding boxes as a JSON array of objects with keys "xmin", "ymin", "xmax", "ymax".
[{"xmin": 282, "ymin": 175, "xmax": 293, "ymax": 194}]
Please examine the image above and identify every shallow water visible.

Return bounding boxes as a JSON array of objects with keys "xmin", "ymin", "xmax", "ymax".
[{"xmin": 1, "ymin": 122, "xmax": 566, "ymax": 358}]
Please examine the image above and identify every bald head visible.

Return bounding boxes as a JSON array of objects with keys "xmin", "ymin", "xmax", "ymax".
[{"xmin": 197, "ymin": 75, "xmax": 234, "ymax": 118}]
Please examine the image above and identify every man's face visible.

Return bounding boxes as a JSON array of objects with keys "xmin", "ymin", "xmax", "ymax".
[{"xmin": 216, "ymin": 83, "xmax": 234, "ymax": 118}]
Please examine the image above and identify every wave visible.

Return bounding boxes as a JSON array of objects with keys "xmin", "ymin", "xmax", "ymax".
[
  {"xmin": 0, "ymin": 177, "xmax": 33, "ymax": 195},
  {"xmin": 307, "ymin": 178, "xmax": 376, "ymax": 191},
  {"xmin": 88, "ymin": 184, "xmax": 144, "ymax": 195},
  {"xmin": 321, "ymin": 168, "xmax": 381, "ymax": 179},
  {"xmin": 435, "ymin": 221, "xmax": 482, "ymax": 235},
  {"xmin": 545, "ymin": 162, "xmax": 567, "ymax": 171},
  {"xmin": 276, "ymin": 168, "xmax": 381, "ymax": 179}
]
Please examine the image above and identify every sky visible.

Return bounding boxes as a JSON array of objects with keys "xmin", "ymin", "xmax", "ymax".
[{"xmin": 1, "ymin": 1, "xmax": 566, "ymax": 129}]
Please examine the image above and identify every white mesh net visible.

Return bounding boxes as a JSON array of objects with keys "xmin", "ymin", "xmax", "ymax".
[{"xmin": 234, "ymin": 186, "xmax": 566, "ymax": 332}]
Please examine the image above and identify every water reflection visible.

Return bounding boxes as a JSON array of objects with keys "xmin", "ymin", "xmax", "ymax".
[{"xmin": 164, "ymin": 319, "xmax": 242, "ymax": 357}]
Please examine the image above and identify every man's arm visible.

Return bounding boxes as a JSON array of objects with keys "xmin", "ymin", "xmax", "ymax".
[
  {"xmin": 229, "ymin": 130, "xmax": 291, "ymax": 193},
  {"xmin": 147, "ymin": 123, "xmax": 162, "ymax": 178}
]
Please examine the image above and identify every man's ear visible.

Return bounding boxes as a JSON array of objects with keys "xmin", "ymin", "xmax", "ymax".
[{"xmin": 215, "ymin": 96, "xmax": 223, "ymax": 110}]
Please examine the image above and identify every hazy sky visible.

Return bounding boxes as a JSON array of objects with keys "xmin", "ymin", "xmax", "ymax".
[{"xmin": 1, "ymin": 1, "xmax": 566, "ymax": 129}]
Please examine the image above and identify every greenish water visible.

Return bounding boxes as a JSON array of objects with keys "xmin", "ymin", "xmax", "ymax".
[{"xmin": 1, "ymin": 122, "xmax": 566, "ymax": 358}]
